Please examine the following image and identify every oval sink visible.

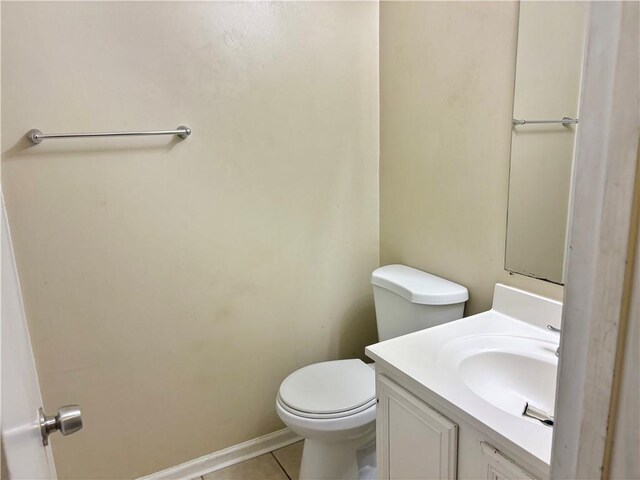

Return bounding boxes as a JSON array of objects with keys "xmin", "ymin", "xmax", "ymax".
[
  {"xmin": 459, "ymin": 350, "xmax": 557, "ymax": 418},
  {"xmin": 438, "ymin": 335, "xmax": 558, "ymax": 420}
]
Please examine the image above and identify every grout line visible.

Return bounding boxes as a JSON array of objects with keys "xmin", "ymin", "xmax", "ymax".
[{"xmin": 271, "ymin": 452, "xmax": 292, "ymax": 480}]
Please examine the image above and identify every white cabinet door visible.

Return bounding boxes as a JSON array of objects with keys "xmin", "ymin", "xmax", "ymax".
[
  {"xmin": 377, "ymin": 374, "xmax": 457, "ymax": 480},
  {"xmin": 1, "ymin": 195, "xmax": 57, "ymax": 478},
  {"xmin": 479, "ymin": 442, "xmax": 536, "ymax": 480}
]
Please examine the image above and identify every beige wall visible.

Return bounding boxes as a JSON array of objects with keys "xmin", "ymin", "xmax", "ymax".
[
  {"xmin": 379, "ymin": 1, "xmax": 563, "ymax": 315},
  {"xmin": 1, "ymin": 2, "xmax": 379, "ymax": 478},
  {"xmin": 609, "ymin": 210, "xmax": 640, "ymax": 479},
  {"xmin": 506, "ymin": 2, "xmax": 586, "ymax": 283}
]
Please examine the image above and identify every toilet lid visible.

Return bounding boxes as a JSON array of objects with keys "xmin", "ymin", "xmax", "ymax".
[{"xmin": 278, "ymin": 359, "xmax": 375, "ymax": 415}]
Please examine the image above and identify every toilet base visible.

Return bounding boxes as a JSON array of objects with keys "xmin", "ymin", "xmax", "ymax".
[{"xmin": 299, "ymin": 430, "xmax": 376, "ymax": 480}]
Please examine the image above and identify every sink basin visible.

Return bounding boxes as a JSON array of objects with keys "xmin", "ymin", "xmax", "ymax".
[
  {"xmin": 438, "ymin": 335, "xmax": 558, "ymax": 420},
  {"xmin": 460, "ymin": 350, "xmax": 557, "ymax": 418}
]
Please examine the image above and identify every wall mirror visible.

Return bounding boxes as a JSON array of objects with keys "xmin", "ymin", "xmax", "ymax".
[{"xmin": 505, "ymin": 2, "xmax": 587, "ymax": 284}]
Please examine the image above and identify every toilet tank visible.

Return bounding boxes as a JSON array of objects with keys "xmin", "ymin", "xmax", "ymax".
[{"xmin": 371, "ymin": 265, "xmax": 469, "ymax": 341}]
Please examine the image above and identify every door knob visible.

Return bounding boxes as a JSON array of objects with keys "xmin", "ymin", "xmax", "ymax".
[{"xmin": 39, "ymin": 405, "xmax": 83, "ymax": 446}]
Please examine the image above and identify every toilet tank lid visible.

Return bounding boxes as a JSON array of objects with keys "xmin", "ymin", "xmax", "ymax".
[{"xmin": 371, "ymin": 265, "xmax": 469, "ymax": 305}]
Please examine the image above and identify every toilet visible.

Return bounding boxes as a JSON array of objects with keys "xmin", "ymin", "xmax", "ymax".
[{"xmin": 276, "ymin": 264, "xmax": 468, "ymax": 479}]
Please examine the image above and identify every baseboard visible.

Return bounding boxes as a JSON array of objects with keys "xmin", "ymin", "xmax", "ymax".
[{"xmin": 137, "ymin": 428, "xmax": 302, "ymax": 480}]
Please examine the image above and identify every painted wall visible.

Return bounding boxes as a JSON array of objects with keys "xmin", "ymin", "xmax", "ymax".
[
  {"xmin": 379, "ymin": 1, "xmax": 563, "ymax": 315},
  {"xmin": 1, "ymin": 2, "xmax": 379, "ymax": 478},
  {"xmin": 610, "ymin": 214, "xmax": 639, "ymax": 479}
]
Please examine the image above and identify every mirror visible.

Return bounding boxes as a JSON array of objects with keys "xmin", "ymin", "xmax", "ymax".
[{"xmin": 505, "ymin": 2, "xmax": 587, "ymax": 284}]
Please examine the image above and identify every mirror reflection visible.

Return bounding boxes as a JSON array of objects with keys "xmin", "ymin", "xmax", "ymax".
[{"xmin": 505, "ymin": 2, "xmax": 587, "ymax": 284}]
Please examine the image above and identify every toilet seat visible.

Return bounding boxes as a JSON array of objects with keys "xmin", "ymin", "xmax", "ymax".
[
  {"xmin": 277, "ymin": 394, "xmax": 376, "ymax": 419},
  {"xmin": 276, "ymin": 395, "xmax": 376, "ymax": 437},
  {"xmin": 277, "ymin": 359, "xmax": 375, "ymax": 420}
]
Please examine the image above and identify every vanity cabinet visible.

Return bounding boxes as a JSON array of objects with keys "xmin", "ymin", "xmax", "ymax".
[
  {"xmin": 376, "ymin": 375, "xmax": 457, "ymax": 480},
  {"xmin": 375, "ymin": 373, "xmax": 544, "ymax": 480}
]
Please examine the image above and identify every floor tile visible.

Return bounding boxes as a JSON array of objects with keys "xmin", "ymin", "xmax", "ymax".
[
  {"xmin": 202, "ymin": 453, "xmax": 288, "ymax": 480},
  {"xmin": 273, "ymin": 441, "xmax": 304, "ymax": 480}
]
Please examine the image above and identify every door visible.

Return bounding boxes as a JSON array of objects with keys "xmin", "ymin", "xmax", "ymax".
[
  {"xmin": 376, "ymin": 374, "xmax": 457, "ymax": 480},
  {"xmin": 1, "ymin": 194, "xmax": 57, "ymax": 479}
]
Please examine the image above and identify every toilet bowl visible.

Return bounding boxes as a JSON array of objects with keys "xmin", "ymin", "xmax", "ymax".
[
  {"xmin": 276, "ymin": 359, "xmax": 376, "ymax": 480},
  {"xmin": 276, "ymin": 265, "xmax": 469, "ymax": 480}
]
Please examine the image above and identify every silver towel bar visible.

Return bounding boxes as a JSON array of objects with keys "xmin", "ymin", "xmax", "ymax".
[
  {"xmin": 512, "ymin": 117, "xmax": 578, "ymax": 127},
  {"xmin": 26, "ymin": 126, "xmax": 191, "ymax": 145}
]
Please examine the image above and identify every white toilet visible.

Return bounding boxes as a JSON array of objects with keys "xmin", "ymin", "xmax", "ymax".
[{"xmin": 276, "ymin": 264, "xmax": 468, "ymax": 480}]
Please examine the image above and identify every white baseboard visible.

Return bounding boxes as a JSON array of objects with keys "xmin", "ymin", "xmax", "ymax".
[{"xmin": 138, "ymin": 428, "xmax": 302, "ymax": 480}]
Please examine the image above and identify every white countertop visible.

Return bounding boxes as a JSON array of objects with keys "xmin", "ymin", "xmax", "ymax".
[{"xmin": 365, "ymin": 284, "xmax": 562, "ymax": 472}]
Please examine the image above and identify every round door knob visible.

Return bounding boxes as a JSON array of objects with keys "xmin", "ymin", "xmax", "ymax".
[
  {"xmin": 56, "ymin": 405, "xmax": 83, "ymax": 436},
  {"xmin": 39, "ymin": 404, "xmax": 83, "ymax": 446}
]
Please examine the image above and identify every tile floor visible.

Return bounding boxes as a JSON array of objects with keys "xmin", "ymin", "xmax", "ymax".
[{"xmin": 197, "ymin": 441, "xmax": 303, "ymax": 480}]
